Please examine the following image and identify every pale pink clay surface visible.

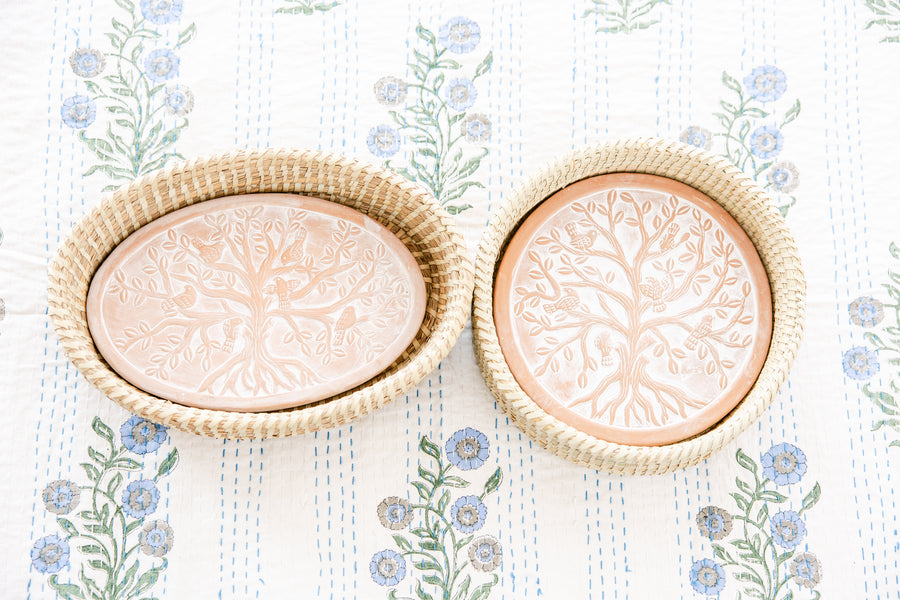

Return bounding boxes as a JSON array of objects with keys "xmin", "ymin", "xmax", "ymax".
[
  {"xmin": 86, "ymin": 193, "xmax": 427, "ymax": 412},
  {"xmin": 493, "ymin": 173, "xmax": 772, "ymax": 446}
]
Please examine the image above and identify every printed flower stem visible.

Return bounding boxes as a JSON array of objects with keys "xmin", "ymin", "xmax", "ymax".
[
  {"xmin": 377, "ymin": 21, "xmax": 492, "ymax": 215},
  {"xmin": 71, "ymin": 0, "xmax": 195, "ymax": 191},
  {"xmin": 862, "ymin": 242, "xmax": 900, "ymax": 448},
  {"xmin": 39, "ymin": 417, "xmax": 177, "ymax": 600},
  {"xmin": 377, "ymin": 430, "xmax": 501, "ymax": 600},
  {"xmin": 582, "ymin": 0, "xmax": 671, "ymax": 34}
]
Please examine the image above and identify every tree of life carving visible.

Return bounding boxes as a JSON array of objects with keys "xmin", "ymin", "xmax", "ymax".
[
  {"xmin": 510, "ymin": 190, "xmax": 759, "ymax": 429},
  {"xmin": 105, "ymin": 204, "xmax": 411, "ymax": 400}
]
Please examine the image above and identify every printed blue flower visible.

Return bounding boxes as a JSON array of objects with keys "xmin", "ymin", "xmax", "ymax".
[
  {"xmin": 122, "ymin": 416, "xmax": 168, "ymax": 455},
  {"xmin": 790, "ymin": 552, "xmax": 822, "ymax": 589},
  {"xmin": 367, "ymin": 124, "xmax": 400, "ymax": 158},
  {"xmin": 373, "ymin": 76, "xmax": 407, "ymax": 106},
  {"xmin": 140, "ymin": 520, "xmax": 174, "ymax": 557},
  {"xmin": 141, "ymin": 0, "xmax": 183, "ymax": 25},
  {"xmin": 696, "ymin": 506, "xmax": 732, "ymax": 540},
  {"xmin": 61, "ymin": 95, "xmax": 96, "ymax": 129},
  {"xmin": 842, "ymin": 345, "xmax": 880, "ymax": 380},
  {"xmin": 680, "ymin": 126, "xmax": 713, "ymax": 150},
  {"xmin": 849, "ymin": 296, "xmax": 885, "ymax": 328},
  {"xmin": 770, "ymin": 510, "xmax": 806, "ymax": 549},
  {"xmin": 744, "ymin": 65, "xmax": 787, "ymax": 102},
  {"xmin": 144, "ymin": 48, "xmax": 180, "ymax": 82},
  {"xmin": 68, "ymin": 48, "xmax": 106, "ymax": 78},
  {"xmin": 438, "ymin": 17, "xmax": 481, "ymax": 54},
  {"xmin": 689, "ymin": 558, "xmax": 726, "ymax": 595},
  {"xmin": 31, "ymin": 534, "xmax": 70, "ymax": 574},
  {"xmin": 164, "ymin": 85, "xmax": 194, "ymax": 117},
  {"xmin": 42, "ymin": 480, "xmax": 81, "ymax": 515},
  {"xmin": 749, "ymin": 125, "xmax": 784, "ymax": 160},
  {"xmin": 121, "ymin": 479, "xmax": 160, "ymax": 518},
  {"xmin": 462, "ymin": 113, "xmax": 491, "ymax": 142},
  {"xmin": 444, "ymin": 78, "xmax": 477, "ymax": 111},
  {"xmin": 369, "ymin": 549, "xmax": 406, "ymax": 586},
  {"xmin": 767, "ymin": 161, "xmax": 799, "ymax": 193},
  {"xmin": 761, "ymin": 442, "xmax": 807, "ymax": 485},
  {"xmin": 445, "ymin": 427, "xmax": 490, "ymax": 470},
  {"xmin": 451, "ymin": 495, "xmax": 487, "ymax": 533}
]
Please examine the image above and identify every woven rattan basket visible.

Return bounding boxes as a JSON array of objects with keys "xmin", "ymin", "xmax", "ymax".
[
  {"xmin": 472, "ymin": 138, "xmax": 806, "ymax": 475},
  {"xmin": 48, "ymin": 148, "xmax": 474, "ymax": 438}
]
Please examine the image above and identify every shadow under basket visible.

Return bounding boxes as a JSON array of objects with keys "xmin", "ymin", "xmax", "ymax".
[
  {"xmin": 472, "ymin": 138, "xmax": 806, "ymax": 475},
  {"xmin": 48, "ymin": 148, "xmax": 474, "ymax": 439}
]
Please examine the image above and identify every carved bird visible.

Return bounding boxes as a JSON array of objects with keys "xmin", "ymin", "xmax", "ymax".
[
  {"xmin": 264, "ymin": 277, "xmax": 300, "ymax": 310},
  {"xmin": 281, "ymin": 229, "xmax": 308, "ymax": 264},
  {"xmin": 222, "ymin": 317, "xmax": 241, "ymax": 352},
  {"xmin": 564, "ymin": 222, "xmax": 596, "ymax": 251},
  {"xmin": 594, "ymin": 334, "xmax": 614, "ymax": 366},
  {"xmin": 192, "ymin": 238, "xmax": 223, "ymax": 263},
  {"xmin": 544, "ymin": 289, "xmax": 579, "ymax": 315},
  {"xmin": 660, "ymin": 223, "xmax": 680, "ymax": 252},
  {"xmin": 333, "ymin": 306, "xmax": 357, "ymax": 345},
  {"xmin": 684, "ymin": 315, "xmax": 714, "ymax": 351},
  {"xmin": 639, "ymin": 277, "xmax": 669, "ymax": 312},
  {"xmin": 161, "ymin": 286, "xmax": 197, "ymax": 317}
]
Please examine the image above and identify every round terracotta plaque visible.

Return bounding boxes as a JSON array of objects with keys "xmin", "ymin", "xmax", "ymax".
[
  {"xmin": 493, "ymin": 173, "xmax": 772, "ymax": 446},
  {"xmin": 87, "ymin": 193, "xmax": 427, "ymax": 412}
]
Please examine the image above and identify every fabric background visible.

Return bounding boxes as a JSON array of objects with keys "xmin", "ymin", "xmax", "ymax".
[{"xmin": 2, "ymin": 0, "xmax": 899, "ymax": 597}]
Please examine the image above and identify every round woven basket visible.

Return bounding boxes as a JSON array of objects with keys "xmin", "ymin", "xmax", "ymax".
[
  {"xmin": 48, "ymin": 148, "xmax": 474, "ymax": 438},
  {"xmin": 472, "ymin": 138, "xmax": 806, "ymax": 475}
]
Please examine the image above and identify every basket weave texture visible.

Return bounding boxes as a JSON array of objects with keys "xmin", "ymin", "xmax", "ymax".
[
  {"xmin": 472, "ymin": 138, "xmax": 806, "ymax": 475},
  {"xmin": 48, "ymin": 148, "xmax": 474, "ymax": 439}
]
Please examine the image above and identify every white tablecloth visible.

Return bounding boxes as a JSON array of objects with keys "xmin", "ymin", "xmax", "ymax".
[{"xmin": 4, "ymin": 0, "xmax": 900, "ymax": 597}]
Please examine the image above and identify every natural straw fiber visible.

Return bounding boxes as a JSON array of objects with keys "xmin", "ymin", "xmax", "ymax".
[
  {"xmin": 48, "ymin": 148, "xmax": 474, "ymax": 438},
  {"xmin": 472, "ymin": 138, "xmax": 806, "ymax": 475}
]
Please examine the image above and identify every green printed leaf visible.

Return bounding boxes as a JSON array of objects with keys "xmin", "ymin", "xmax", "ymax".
[
  {"xmin": 177, "ymin": 23, "xmax": 197, "ymax": 48},
  {"xmin": 412, "ymin": 481, "xmax": 430, "ymax": 501},
  {"xmin": 413, "ymin": 559, "xmax": 442, "ymax": 572},
  {"xmin": 474, "ymin": 51, "xmax": 493, "ymax": 79},
  {"xmin": 800, "ymin": 482, "xmax": 822, "ymax": 514},
  {"xmin": 453, "ymin": 574, "xmax": 472, "ymax": 600},
  {"xmin": 782, "ymin": 99, "xmax": 801, "ymax": 125},
  {"xmin": 443, "ymin": 475, "xmax": 469, "ymax": 488},
  {"xmin": 79, "ymin": 544, "xmax": 105, "ymax": 555},
  {"xmin": 758, "ymin": 489, "xmax": 788, "ymax": 503},
  {"xmin": 437, "ymin": 489, "xmax": 450, "ymax": 514},
  {"xmin": 419, "ymin": 435, "xmax": 441, "ymax": 460},
  {"xmin": 722, "ymin": 71, "xmax": 742, "ymax": 93},
  {"xmin": 48, "ymin": 576, "xmax": 85, "ymax": 600},
  {"xmin": 121, "ymin": 559, "xmax": 140, "ymax": 592},
  {"xmin": 57, "ymin": 517, "xmax": 79, "ymax": 537},
  {"xmin": 113, "ymin": 0, "xmax": 134, "ymax": 11},
  {"xmin": 469, "ymin": 574, "xmax": 499, "ymax": 600},
  {"xmin": 483, "ymin": 467, "xmax": 502, "ymax": 496},
  {"xmin": 418, "ymin": 465, "xmax": 436, "ymax": 485},
  {"xmin": 419, "ymin": 539, "xmax": 439, "ymax": 551},
  {"xmin": 414, "ymin": 580, "xmax": 434, "ymax": 600},
  {"xmin": 392, "ymin": 534, "xmax": 412, "ymax": 551},
  {"xmin": 107, "ymin": 472, "xmax": 123, "ymax": 497},
  {"xmin": 735, "ymin": 449, "xmax": 758, "ymax": 474},
  {"xmin": 81, "ymin": 462, "xmax": 100, "ymax": 482},
  {"xmin": 91, "ymin": 417, "xmax": 115, "ymax": 445},
  {"xmin": 415, "ymin": 24, "xmax": 436, "ymax": 45},
  {"xmin": 134, "ymin": 559, "xmax": 167, "ymax": 596},
  {"xmin": 156, "ymin": 448, "xmax": 179, "ymax": 478}
]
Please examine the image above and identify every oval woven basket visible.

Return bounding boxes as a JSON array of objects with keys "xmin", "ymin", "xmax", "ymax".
[
  {"xmin": 472, "ymin": 138, "xmax": 806, "ymax": 475},
  {"xmin": 48, "ymin": 148, "xmax": 474, "ymax": 438}
]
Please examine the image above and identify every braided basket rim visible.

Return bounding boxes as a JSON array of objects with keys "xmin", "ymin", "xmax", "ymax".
[
  {"xmin": 48, "ymin": 148, "xmax": 474, "ymax": 439},
  {"xmin": 471, "ymin": 138, "xmax": 806, "ymax": 475}
]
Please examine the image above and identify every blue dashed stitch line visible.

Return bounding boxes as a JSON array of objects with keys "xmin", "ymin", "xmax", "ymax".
[{"xmin": 29, "ymin": 1, "xmax": 69, "ymax": 596}]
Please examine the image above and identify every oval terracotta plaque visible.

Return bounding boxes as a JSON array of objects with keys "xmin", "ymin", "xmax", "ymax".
[
  {"xmin": 87, "ymin": 194, "xmax": 427, "ymax": 412},
  {"xmin": 493, "ymin": 173, "xmax": 772, "ymax": 446}
]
